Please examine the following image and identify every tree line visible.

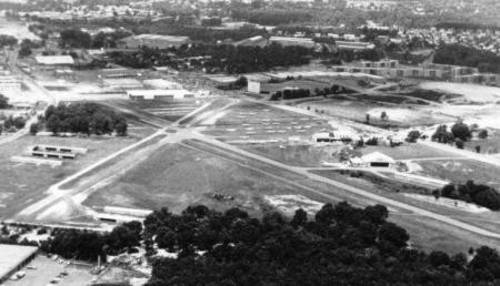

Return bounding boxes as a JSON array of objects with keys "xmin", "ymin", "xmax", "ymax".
[
  {"xmin": 40, "ymin": 221, "xmax": 142, "ymax": 262},
  {"xmin": 59, "ymin": 28, "xmax": 132, "ymax": 49},
  {"xmin": 108, "ymin": 43, "xmax": 312, "ymax": 74},
  {"xmin": 434, "ymin": 44, "xmax": 500, "ymax": 74},
  {"xmin": 436, "ymin": 181, "xmax": 500, "ymax": 210},
  {"xmin": 432, "ymin": 121, "xmax": 472, "ymax": 148},
  {"xmin": 142, "ymin": 203, "xmax": 500, "ymax": 285},
  {"xmin": 44, "ymin": 102, "xmax": 127, "ymax": 136},
  {"xmin": 35, "ymin": 202, "xmax": 500, "ymax": 285},
  {"xmin": 231, "ymin": 9, "xmax": 312, "ymax": 26}
]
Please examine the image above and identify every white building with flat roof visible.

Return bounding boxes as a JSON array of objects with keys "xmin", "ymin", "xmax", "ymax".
[
  {"xmin": 0, "ymin": 244, "xmax": 38, "ymax": 283},
  {"xmin": 35, "ymin": 55, "xmax": 74, "ymax": 66},
  {"xmin": 143, "ymin": 79, "xmax": 183, "ymax": 90},
  {"xmin": 127, "ymin": 89, "xmax": 195, "ymax": 100}
]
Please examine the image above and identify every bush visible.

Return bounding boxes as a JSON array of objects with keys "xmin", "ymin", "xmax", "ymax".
[
  {"xmin": 439, "ymin": 181, "xmax": 500, "ymax": 210},
  {"xmin": 432, "ymin": 125, "xmax": 455, "ymax": 143},
  {"xmin": 478, "ymin": 129, "xmax": 488, "ymax": 139},
  {"xmin": 44, "ymin": 102, "xmax": 127, "ymax": 136},
  {"xmin": 406, "ymin": 130, "xmax": 421, "ymax": 143},
  {"xmin": 29, "ymin": 123, "xmax": 38, "ymax": 135},
  {"xmin": 451, "ymin": 122, "xmax": 471, "ymax": 141},
  {"xmin": 366, "ymin": 137, "xmax": 378, "ymax": 146}
]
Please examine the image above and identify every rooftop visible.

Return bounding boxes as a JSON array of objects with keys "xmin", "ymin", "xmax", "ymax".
[
  {"xmin": 0, "ymin": 244, "xmax": 38, "ymax": 280},
  {"xmin": 122, "ymin": 34, "xmax": 189, "ymax": 43},
  {"xmin": 35, "ymin": 55, "xmax": 75, "ymax": 65}
]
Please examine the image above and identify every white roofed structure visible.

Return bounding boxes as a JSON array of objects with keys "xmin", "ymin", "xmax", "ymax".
[
  {"xmin": 143, "ymin": 79, "xmax": 183, "ymax": 90},
  {"xmin": 0, "ymin": 244, "xmax": 38, "ymax": 283},
  {"xmin": 127, "ymin": 89, "xmax": 195, "ymax": 100},
  {"xmin": 35, "ymin": 55, "xmax": 74, "ymax": 66}
]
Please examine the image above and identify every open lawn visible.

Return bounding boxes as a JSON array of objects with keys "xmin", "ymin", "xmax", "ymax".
[
  {"xmin": 416, "ymin": 159, "xmax": 500, "ymax": 189},
  {"xmin": 361, "ymin": 144, "xmax": 462, "ymax": 160},
  {"xmin": 311, "ymin": 169, "xmax": 500, "ymax": 244},
  {"xmin": 239, "ymin": 143, "xmax": 343, "ymax": 167},
  {"xmin": 0, "ymin": 127, "xmax": 154, "ymax": 219},
  {"xmin": 465, "ymin": 131, "xmax": 500, "ymax": 154},
  {"xmin": 82, "ymin": 144, "xmax": 304, "ymax": 217},
  {"xmin": 297, "ymin": 99, "xmax": 454, "ymax": 127}
]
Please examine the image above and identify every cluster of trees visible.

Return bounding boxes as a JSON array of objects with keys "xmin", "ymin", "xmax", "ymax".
[
  {"xmin": 432, "ymin": 122, "xmax": 472, "ymax": 148},
  {"xmin": 325, "ymin": 48, "xmax": 383, "ymax": 64},
  {"xmin": 40, "ymin": 221, "xmax": 142, "ymax": 262},
  {"xmin": 108, "ymin": 43, "xmax": 312, "ymax": 73},
  {"xmin": 359, "ymin": 26, "xmax": 399, "ymax": 42},
  {"xmin": 270, "ymin": 88, "xmax": 310, "ymax": 100},
  {"xmin": 44, "ymin": 103, "xmax": 127, "ymax": 136},
  {"xmin": 435, "ymin": 22, "xmax": 500, "ymax": 31},
  {"xmin": 270, "ymin": 84, "xmax": 350, "ymax": 100},
  {"xmin": 231, "ymin": 9, "xmax": 312, "ymax": 25},
  {"xmin": 0, "ymin": 94, "xmax": 10, "ymax": 109},
  {"xmin": 91, "ymin": 30, "xmax": 132, "ymax": 49},
  {"xmin": 59, "ymin": 29, "xmax": 92, "ymax": 49},
  {"xmin": 0, "ymin": 34, "xmax": 17, "ymax": 48},
  {"xmin": 3, "ymin": 115, "xmax": 26, "ymax": 131},
  {"xmin": 142, "ymin": 203, "xmax": 500, "ymax": 285},
  {"xmin": 201, "ymin": 17, "xmax": 222, "ymax": 27},
  {"xmin": 434, "ymin": 44, "xmax": 500, "ymax": 73},
  {"xmin": 59, "ymin": 28, "xmax": 132, "ymax": 49},
  {"xmin": 406, "ymin": 130, "xmax": 422, "ymax": 143},
  {"xmin": 18, "ymin": 39, "xmax": 42, "ymax": 57},
  {"xmin": 437, "ymin": 181, "xmax": 500, "ymax": 210}
]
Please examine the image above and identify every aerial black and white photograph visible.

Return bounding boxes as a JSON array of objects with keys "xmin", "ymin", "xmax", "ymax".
[{"xmin": 0, "ymin": 0, "xmax": 500, "ymax": 285}]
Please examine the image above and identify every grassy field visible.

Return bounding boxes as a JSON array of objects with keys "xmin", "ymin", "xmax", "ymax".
[
  {"xmin": 82, "ymin": 144, "xmax": 304, "ymax": 217},
  {"xmin": 239, "ymin": 143, "xmax": 343, "ymax": 167},
  {"xmin": 417, "ymin": 159, "xmax": 500, "ymax": 189},
  {"xmin": 0, "ymin": 126, "xmax": 155, "ymax": 219},
  {"xmin": 465, "ymin": 131, "xmax": 500, "ymax": 154},
  {"xmin": 297, "ymin": 99, "xmax": 454, "ymax": 127},
  {"xmin": 315, "ymin": 171, "xmax": 500, "ymax": 250},
  {"xmin": 361, "ymin": 144, "xmax": 463, "ymax": 160}
]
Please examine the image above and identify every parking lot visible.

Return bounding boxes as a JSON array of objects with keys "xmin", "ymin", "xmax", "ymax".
[{"xmin": 4, "ymin": 255, "xmax": 94, "ymax": 286}]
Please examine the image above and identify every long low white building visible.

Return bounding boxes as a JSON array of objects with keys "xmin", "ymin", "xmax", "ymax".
[
  {"xmin": 127, "ymin": 89, "xmax": 195, "ymax": 100},
  {"xmin": 35, "ymin": 55, "xmax": 74, "ymax": 66}
]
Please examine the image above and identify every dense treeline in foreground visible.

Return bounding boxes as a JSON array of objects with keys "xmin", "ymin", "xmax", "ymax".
[
  {"xmin": 108, "ymin": 43, "xmax": 312, "ymax": 73},
  {"xmin": 434, "ymin": 44, "xmax": 500, "ymax": 73},
  {"xmin": 40, "ymin": 221, "xmax": 142, "ymax": 261},
  {"xmin": 40, "ymin": 202, "xmax": 500, "ymax": 285},
  {"xmin": 143, "ymin": 203, "xmax": 500, "ymax": 285},
  {"xmin": 44, "ymin": 102, "xmax": 127, "ymax": 136}
]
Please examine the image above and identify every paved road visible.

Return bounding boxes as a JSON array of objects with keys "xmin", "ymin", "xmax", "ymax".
[{"xmin": 0, "ymin": 51, "xmax": 57, "ymax": 146}]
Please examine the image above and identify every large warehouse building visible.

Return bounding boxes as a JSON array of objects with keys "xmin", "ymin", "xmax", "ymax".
[
  {"xmin": 127, "ymin": 89, "xmax": 195, "ymax": 100},
  {"xmin": 118, "ymin": 34, "xmax": 191, "ymax": 49},
  {"xmin": 0, "ymin": 244, "xmax": 38, "ymax": 283}
]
